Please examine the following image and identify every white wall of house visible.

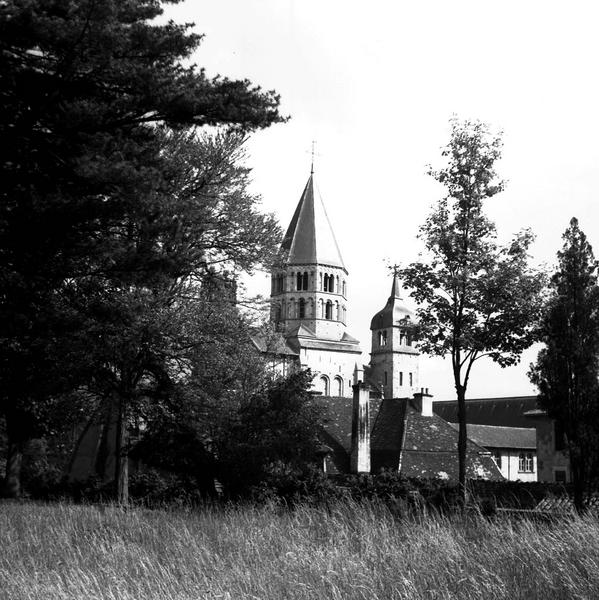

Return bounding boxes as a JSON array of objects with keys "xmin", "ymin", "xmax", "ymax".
[{"xmin": 491, "ymin": 448, "xmax": 537, "ymax": 482}]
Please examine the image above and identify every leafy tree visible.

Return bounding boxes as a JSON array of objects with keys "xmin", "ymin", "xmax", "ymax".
[
  {"xmin": 399, "ymin": 119, "xmax": 545, "ymax": 499},
  {"xmin": 64, "ymin": 130, "xmax": 281, "ymax": 503},
  {"xmin": 529, "ymin": 218, "xmax": 599, "ymax": 512},
  {"xmin": 0, "ymin": 0, "xmax": 284, "ymax": 497}
]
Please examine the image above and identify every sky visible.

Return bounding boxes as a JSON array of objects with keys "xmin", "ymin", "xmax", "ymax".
[{"xmin": 166, "ymin": 1, "xmax": 599, "ymax": 400}]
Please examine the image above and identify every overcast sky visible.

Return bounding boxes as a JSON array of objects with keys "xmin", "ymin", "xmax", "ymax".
[{"xmin": 167, "ymin": 1, "xmax": 599, "ymax": 400}]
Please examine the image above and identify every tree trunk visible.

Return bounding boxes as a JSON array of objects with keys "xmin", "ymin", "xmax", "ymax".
[
  {"xmin": 115, "ymin": 395, "xmax": 129, "ymax": 506},
  {"xmin": 456, "ymin": 385, "xmax": 468, "ymax": 506},
  {"xmin": 3, "ymin": 438, "xmax": 24, "ymax": 498}
]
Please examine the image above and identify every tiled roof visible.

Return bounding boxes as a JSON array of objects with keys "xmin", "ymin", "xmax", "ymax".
[
  {"xmin": 433, "ymin": 396, "xmax": 539, "ymax": 428},
  {"xmin": 249, "ymin": 332, "xmax": 299, "ymax": 357},
  {"xmin": 397, "ymin": 405, "xmax": 502, "ymax": 480},
  {"xmin": 316, "ymin": 396, "xmax": 382, "ymax": 454},
  {"xmin": 280, "ymin": 174, "xmax": 346, "ymax": 269},
  {"xmin": 319, "ymin": 395, "xmax": 503, "ymax": 481},
  {"xmin": 449, "ymin": 423, "xmax": 536, "ymax": 450}
]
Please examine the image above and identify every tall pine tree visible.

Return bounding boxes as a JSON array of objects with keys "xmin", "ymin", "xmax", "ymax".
[
  {"xmin": 0, "ymin": 1, "xmax": 284, "ymax": 497},
  {"xmin": 530, "ymin": 218, "xmax": 599, "ymax": 512}
]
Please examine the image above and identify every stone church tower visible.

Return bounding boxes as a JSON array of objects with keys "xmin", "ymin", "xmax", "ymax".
[
  {"xmin": 369, "ymin": 272, "xmax": 420, "ymax": 398},
  {"xmin": 270, "ymin": 170, "xmax": 361, "ymax": 397}
]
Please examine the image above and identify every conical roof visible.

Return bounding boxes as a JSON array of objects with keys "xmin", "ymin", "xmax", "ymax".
[
  {"xmin": 280, "ymin": 174, "xmax": 345, "ymax": 269},
  {"xmin": 370, "ymin": 272, "xmax": 415, "ymax": 329}
]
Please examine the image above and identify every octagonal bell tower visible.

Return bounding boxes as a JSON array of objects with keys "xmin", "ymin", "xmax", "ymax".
[{"xmin": 269, "ymin": 168, "xmax": 361, "ymax": 397}]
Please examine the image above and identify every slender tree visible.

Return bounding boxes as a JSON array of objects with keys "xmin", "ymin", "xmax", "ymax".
[
  {"xmin": 0, "ymin": 0, "xmax": 284, "ymax": 497},
  {"xmin": 529, "ymin": 218, "xmax": 599, "ymax": 512},
  {"xmin": 399, "ymin": 119, "xmax": 545, "ymax": 499}
]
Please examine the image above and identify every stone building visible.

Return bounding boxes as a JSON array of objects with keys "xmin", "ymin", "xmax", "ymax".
[{"xmin": 268, "ymin": 170, "xmax": 361, "ymax": 397}]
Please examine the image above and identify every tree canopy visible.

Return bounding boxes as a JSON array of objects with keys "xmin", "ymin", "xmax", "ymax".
[
  {"xmin": 399, "ymin": 118, "xmax": 546, "ymax": 495},
  {"xmin": 529, "ymin": 217, "xmax": 599, "ymax": 511},
  {"xmin": 0, "ymin": 0, "xmax": 285, "ymax": 498}
]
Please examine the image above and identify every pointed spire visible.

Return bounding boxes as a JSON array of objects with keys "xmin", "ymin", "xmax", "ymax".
[
  {"xmin": 370, "ymin": 268, "xmax": 414, "ymax": 329},
  {"xmin": 390, "ymin": 266, "xmax": 402, "ymax": 300},
  {"xmin": 280, "ymin": 173, "xmax": 345, "ymax": 269}
]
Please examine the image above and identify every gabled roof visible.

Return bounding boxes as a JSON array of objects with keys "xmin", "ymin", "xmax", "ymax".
[
  {"xmin": 448, "ymin": 423, "xmax": 536, "ymax": 450},
  {"xmin": 371, "ymin": 399, "xmax": 502, "ymax": 480},
  {"xmin": 433, "ymin": 396, "xmax": 539, "ymax": 428},
  {"xmin": 318, "ymin": 395, "xmax": 503, "ymax": 481},
  {"xmin": 280, "ymin": 174, "xmax": 346, "ymax": 269}
]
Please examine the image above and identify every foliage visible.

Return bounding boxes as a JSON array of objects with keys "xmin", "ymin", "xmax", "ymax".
[
  {"xmin": 399, "ymin": 118, "xmax": 546, "ymax": 495},
  {"xmin": 529, "ymin": 217, "xmax": 599, "ymax": 512},
  {"xmin": 0, "ymin": 0, "xmax": 284, "ymax": 497}
]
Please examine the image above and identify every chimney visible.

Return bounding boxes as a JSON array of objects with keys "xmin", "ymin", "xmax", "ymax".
[
  {"xmin": 350, "ymin": 383, "xmax": 371, "ymax": 473},
  {"xmin": 413, "ymin": 387, "xmax": 433, "ymax": 417},
  {"xmin": 353, "ymin": 363, "xmax": 364, "ymax": 385}
]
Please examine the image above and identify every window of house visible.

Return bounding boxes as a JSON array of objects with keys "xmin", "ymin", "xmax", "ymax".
[
  {"xmin": 335, "ymin": 376, "xmax": 343, "ymax": 396},
  {"xmin": 319, "ymin": 273, "xmax": 323, "ymax": 291},
  {"xmin": 343, "ymin": 280, "xmax": 346, "ymax": 296},
  {"xmin": 303, "ymin": 271, "xmax": 308, "ymax": 290},
  {"xmin": 320, "ymin": 375, "xmax": 329, "ymax": 396},
  {"xmin": 399, "ymin": 372, "xmax": 403, "ymax": 386},
  {"xmin": 325, "ymin": 300, "xmax": 333, "ymax": 320},
  {"xmin": 296, "ymin": 272, "xmax": 302, "ymax": 290},
  {"xmin": 379, "ymin": 330, "xmax": 387, "ymax": 346},
  {"xmin": 519, "ymin": 452, "xmax": 534, "ymax": 473},
  {"xmin": 554, "ymin": 469, "xmax": 567, "ymax": 483},
  {"xmin": 299, "ymin": 298, "xmax": 305, "ymax": 318},
  {"xmin": 324, "ymin": 274, "xmax": 329, "ymax": 292},
  {"xmin": 409, "ymin": 372, "xmax": 413, "ymax": 387}
]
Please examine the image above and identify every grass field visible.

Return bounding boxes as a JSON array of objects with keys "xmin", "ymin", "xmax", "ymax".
[{"xmin": 1, "ymin": 500, "xmax": 599, "ymax": 600}]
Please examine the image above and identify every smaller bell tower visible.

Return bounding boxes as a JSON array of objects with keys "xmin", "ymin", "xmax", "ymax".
[{"xmin": 369, "ymin": 271, "xmax": 419, "ymax": 398}]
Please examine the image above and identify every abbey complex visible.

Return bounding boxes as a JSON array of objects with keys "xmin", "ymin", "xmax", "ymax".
[
  {"xmin": 70, "ymin": 169, "xmax": 568, "ymax": 485},
  {"xmin": 258, "ymin": 169, "xmax": 569, "ymax": 484}
]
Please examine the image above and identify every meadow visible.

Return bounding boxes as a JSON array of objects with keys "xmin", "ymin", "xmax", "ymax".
[{"xmin": 1, "ymin": 500, "xmax": 599, "ymax": 600}]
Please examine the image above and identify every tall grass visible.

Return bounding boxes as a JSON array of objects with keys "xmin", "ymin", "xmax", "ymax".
[{"xmin": 1, "ymin": 499, "xmax": 599, "ymax": 599}]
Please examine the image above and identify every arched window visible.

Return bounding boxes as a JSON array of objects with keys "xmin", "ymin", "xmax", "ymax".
[
  {"xmin": 334, "ymin": 376, "xmax": 343, "ymax": 396},
  {"xmin": 302, "ymin": 271, "xmax": 308, "ymax": 290},
  {"xmin": 342, "ymin": 306, "xmax": 347, "ymax": 323},
  {"xmin": 399, "ymin": 372, "xmax": 403, "ymax": 386},
  {"xmin": 343, "ymin": 280, "xmax": 347, "ymax": 296},
  {"xmin": 323, "ymin": 274, "xmax": 329, "ymax": 292},
  {"xmin": 320, "ymin": 375, "xmax": 330, "ymax": 396},
  {"xmin": 289, "ymin": 298, "xmax": 295, "ymax": 318},
  {"xmin": 325, "ymin": 300, "xmax": 333, "ymax": 320},
  {"xmin": 318, "ymin": 299, "xmax": 324, "ymax": 318},
  {"xmin": 378, "ymin": 330, "xmax": 387, "ymax": 346},
  {"xmin": 308, "ymin": 298, "xmax": 314, "ymax": 317},
  {"xmin": 296, "ymin": 272, "xmax": 302, "ymax": 291},
  {"xmin": 319, "ymin": 272, "xmax": 323, "ymax": 290},
  {"xmin": 299, "ymin": 298, "xmax": 305, "ymax": 318},
  {"xmin": 335, "ymin": 301, "xmax": 340, "ymax": 321},
  {"xmin": 336, "ymin": 275, "xmax": 340, "ymax": 293}
]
